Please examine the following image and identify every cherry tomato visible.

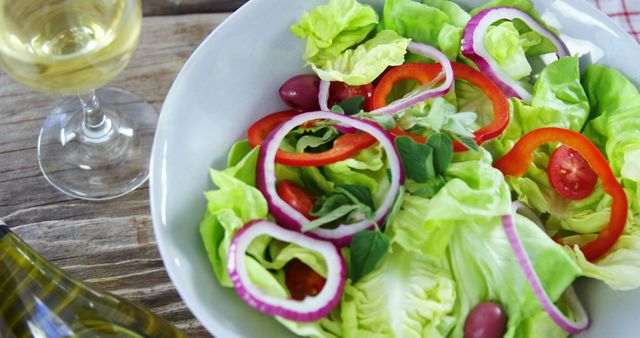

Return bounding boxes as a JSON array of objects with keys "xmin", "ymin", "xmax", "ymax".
[
  {"xmin": 277, "ymin": 180, "xmax": 316, "ymax": 219},
  {"xmin": 285, "ymin": 259, "xmax": 326, "ymax": 300},
  {"xmin": 548, "ymin": 145, "xmax": 598, "ymax": 200},
  {"xmin": 328, "ymin": 81, "xmax": 374, "ymax": 111}
]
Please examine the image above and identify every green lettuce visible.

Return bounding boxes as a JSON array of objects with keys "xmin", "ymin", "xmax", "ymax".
[
  {"xmin": 311, "ymin": 30, "xmax": 410, "ymax": 85},
  {"xmin": 291, "ymin": 0, "xmax": 378, "ymax": 64},
  {"xmin": 199, "ymin": 148, "xmax": 268, "ymax": 286},
  {"xmin": 582, "ymin": 65, "xmax": 640, "ymax": 182},
  {"xmin": 292, "ymin": 0, "xmax": 408, "ymax": 86},
  {"xmin": 485, "ymin": 22, "xmax": 532, "ymax": 80},
  {"xmin": 381, "ymin": 0, "xmax": 470, "ymax": 60},
  {"xmin": 515, "ymin": 308, "xmax": 571, "ymax": 337},
  {"xmin": 448, "ymin": 214, "xmax": 580, "ymax": 338},
  {"xmin": 339, "ymin": 246, "xmax": 457, "ymax": 338}
]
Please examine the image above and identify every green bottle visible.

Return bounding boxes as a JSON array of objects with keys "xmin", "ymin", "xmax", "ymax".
[{"xmin": 0, "ymin": 221, "xmax": 187, "ymax": 337}]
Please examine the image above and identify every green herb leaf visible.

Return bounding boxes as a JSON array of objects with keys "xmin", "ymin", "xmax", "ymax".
[
  {"xmin": 311, "ymin": 193, "xmax": 352, "ymax": 217},
  {"xmin": 303, "ymin": 205, "xmax": 360, "ymax": 232},
  {"xmin": 336, "ymin": 184, "xmax": 375, "ymax": 210},
  {"xmin": 453, "ymin": 134, "xmax": 479, "ymax": 152},
  {"xmin": 335, "ymin": 95, "xmax": 365, "ymax": 116},
  {"xmin": 350, "ymin": 230, "xmax": 390, "ymax": 283},
  {"xmin": 394, "ymin": 136, "xmax": 435, "ymax": 183},
  {"xmin": 426, "ymin": 133, "xmax": 453, "ymax": 176}
]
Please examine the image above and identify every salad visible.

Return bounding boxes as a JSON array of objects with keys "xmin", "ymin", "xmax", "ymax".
[{"xmin": 198, "ymin": 0, "xmax": 640, "ymax": 337}]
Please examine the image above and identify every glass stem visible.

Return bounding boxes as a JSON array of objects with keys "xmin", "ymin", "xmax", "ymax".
[{"xmin": 79, "ymin": 90, "xmax": 111, "ymax": 139}]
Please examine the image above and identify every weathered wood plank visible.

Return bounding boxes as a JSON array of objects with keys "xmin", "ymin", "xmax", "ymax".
[
  {"xmin": 0, "ymin": 13, "xmax": 231, "ymax": 338},
  {"xmin": 142, "ymin": 0, "xmax": 246, "ymax": 16}
]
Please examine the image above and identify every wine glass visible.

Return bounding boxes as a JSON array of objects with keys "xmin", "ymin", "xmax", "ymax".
[{"xmin": 0, "ymin": 0, "xmax": 156, "ymax": 200}]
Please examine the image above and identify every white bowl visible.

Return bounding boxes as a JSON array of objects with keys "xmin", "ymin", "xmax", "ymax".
[{"xmin": 150, "ymin": 0, "xmax": 640, "ymax": 337}]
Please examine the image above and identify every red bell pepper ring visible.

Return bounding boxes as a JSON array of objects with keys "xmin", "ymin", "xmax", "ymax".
[
  {"xmin": 247, "ymin": 109, "xmax": 377, "ymax": 167},
  {"xmin": 370, "ymin": 62, "xmax": 510, "ymax": 151},
  {"xmin": 494, "ymin": 127, "xmax": 629, "ymax": 262}
]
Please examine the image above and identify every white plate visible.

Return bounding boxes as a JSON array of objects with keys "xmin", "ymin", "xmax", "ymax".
[{"xmin": 150, "ymin": 1, "xmax": 640, "ymax": 337}]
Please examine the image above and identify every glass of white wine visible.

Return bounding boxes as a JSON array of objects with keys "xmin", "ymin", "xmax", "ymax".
[{"xmin": 0, "ymin": 0, "xmax": 156, "ymax": 200}]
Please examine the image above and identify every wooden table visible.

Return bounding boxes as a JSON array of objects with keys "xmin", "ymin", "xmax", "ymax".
[{"xmin": 0, "ymin": 1, "xmax": 243, "ymax": 337}]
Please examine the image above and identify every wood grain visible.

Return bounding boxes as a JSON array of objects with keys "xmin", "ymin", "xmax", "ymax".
[
  {"xmin": 142, "ymin": 0, "xmax": 246, "ymax": 16},
  {"xmin": 0, "ymin": 13, "xmax": 231, "ymax": 338}
]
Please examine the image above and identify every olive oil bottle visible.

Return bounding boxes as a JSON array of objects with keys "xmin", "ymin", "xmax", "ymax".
[{"xmin": 0, "ymin": 221, "xmax": 187, "ymax": 337}]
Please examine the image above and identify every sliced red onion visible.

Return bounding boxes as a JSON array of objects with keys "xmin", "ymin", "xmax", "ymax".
[
  {"xmin": 318, "ymin": 80, "xmax": 330, "ymax": 112},
  {"xmin": 257, "ymin": 111, "xmax": 404, "ymax": 246},
  {"xmin": 227, "ymin": 220, "xmax": 346, "ymax": 322},
  {"xmin": 502, "ymin": 204, "xmax": 589, "ymax": 334},
  {"xmin": 462, "ymin": 7, "xmax": 570, "ymax": 101},
  {"xmin": 369, "ymin": 41, "xmax": 454, "ymax": 116}
]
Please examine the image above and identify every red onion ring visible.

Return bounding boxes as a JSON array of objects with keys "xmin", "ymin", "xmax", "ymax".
[
  {"xmin": 227, "ymin": 219, "xmax": 346, "ymax": 322},
  {"xmin": 462, "ymin": 7, "xmax": 570, "ymax": 101},
  {"xmin": 502, "ymin": 203, "xmax": 589, "ymax": 334},
  {"xmin": 256, "ymin": 111, "xmax": 404, "ymax": 246},
  {"xmin": 368, "ymin": 41, "xmax": 454, "ymax": 116}
]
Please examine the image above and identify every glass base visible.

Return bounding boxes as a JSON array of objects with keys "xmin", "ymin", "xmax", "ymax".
[{"xmin": 37, "ymin": 87, "xmax": 157, "ymax": 200}]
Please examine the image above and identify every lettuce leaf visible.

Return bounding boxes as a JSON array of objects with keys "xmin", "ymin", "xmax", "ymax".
[
  {"xmin": 339, "ymin": 246, "xmax": 457, "ymax": 338},
  {"xmin": 291, "ymin": 0, "xmax": 378, "ymax": 64},
  {"xmin": 581, "ymin": 65, "xmax": 640, "ymax": 181},
  {"xmin": 381, "ymin": 0, "xmax": 469, "ymax": 60},
  {"xmin": 515, "ymin": 308, "xmax": 571, "ymax": 337},
  {"xmin": 485, "ymin": 22, "xmax": 532, "ymax": 80},
  {"xmin": 199, "ymin": 149, "xmax": 268, "ymax": 286},
  {"xmin": 311, "ymin": 30, "xmax": 410, "ymax": 85}
]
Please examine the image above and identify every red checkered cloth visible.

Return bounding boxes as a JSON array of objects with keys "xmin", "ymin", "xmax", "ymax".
[{"xmin": 588, "ymin": 0, "xmax": 640, "ymax": 42}]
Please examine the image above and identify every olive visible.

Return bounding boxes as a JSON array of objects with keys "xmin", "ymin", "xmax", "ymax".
[
  {"xmin": 279, "ymin": 74, "xmax": 321, "ymax": 111},
  {"xmin": 464, "ymin": 301, "xmax": 507, "ymax": 338}
]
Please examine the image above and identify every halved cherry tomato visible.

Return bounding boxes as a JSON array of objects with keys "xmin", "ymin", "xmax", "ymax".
[
  {"xmin": 247, "ymin": 110, "xmax": 377, "ymax": 167},
  {"xmin": 277, "ymin": 180, "xmax": 316, "ymax": 219},
  {"xmin": 371, "ymin": 62, "xmax": 509, "ymax": 151},
  {"xmin": 548, "ymin": 145, "xmax": 598, "ymax": 200},
  {"xmin": 328, "ymin": 82, "xmax": 374, "ymax": 111},
  {"xmin": 285, "ymin": 259, "xmax": 326, "ymax": 300}
]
